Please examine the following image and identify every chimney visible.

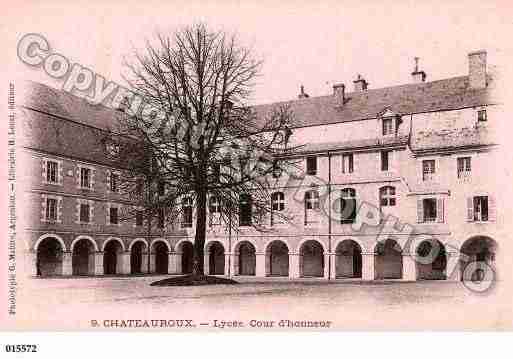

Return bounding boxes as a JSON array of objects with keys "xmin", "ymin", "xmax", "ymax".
[
  {"xmin": 333, "ymin": 83, "xmax": 345, "ymax": 105},
  {"xmin": 298, "ymin": 85, "xmax": 309, "ymax": 99},
  {"xmin": 411, "ymin": 57, "xmax": 427, "ymax": 83},
  {"xmin": 353, "ymin": 74, "xmax": 368, "ymax": 92},
  {"xmin": 468, "ymin": 50, "xmax": 487, "ymax": 89}
]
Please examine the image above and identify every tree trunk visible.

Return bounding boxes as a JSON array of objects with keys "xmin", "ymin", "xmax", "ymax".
[{"xmin": 193, "ymin": 188, "xmax": 207, "ymax": 276}]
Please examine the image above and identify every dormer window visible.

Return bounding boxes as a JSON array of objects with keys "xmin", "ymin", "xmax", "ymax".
[
  {"xmin": 477, "ymin": 109, "xmax": 487, "ymax": 122},
  {"xmin": 382, "ymin": 118, "xmax": 394, "ymax": 136}
]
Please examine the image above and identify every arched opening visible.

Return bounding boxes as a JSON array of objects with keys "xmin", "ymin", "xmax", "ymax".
[
  {"xmin": 299, "ymin": 240, "xmax": 324, "ymax": 277},
  {"xmin": 153, "ymin": 241, "xmax": 169, "ymax": 274},
  {"xmin": 416, "ymin": 239, "xmax": 447, "ymax": 280},
  {"xmin": 36, "ymin": 237, "xmax": 63, "ymax": 276},
  {"xmin": 103, "ymin": 240, "xmax": 123, "ymax": 275},
  {"xmin": 179, "ymin": 241, "xmax": 194, "ymax": 274},
  {"xmin": 235, "ymin": 241, "xmax": 256, "ymax": 276},
  {"xmin": 375, "ymin": 239, "xmax": 403, "ymax": 279},
  {"xmin": 265, "ymin": 240, "xmax": 289, "ymax": 277},
  {"xmin": 460, "ymin": 236, "xmax": 497, "ymax": 281},
  {"xmin": 208, "ymin": 242, "xmax": 225, "ymax": 275},
  {"xmin": 130, "ymin": 241, "xmax": 146, "ymax": 274},
  {"xmin": 335, "ymin": 240, "xmax": 362, "ymax": 278},
  {"xmin": 72, "ymin": 238, "xmax": 95, "ymax": 276}
]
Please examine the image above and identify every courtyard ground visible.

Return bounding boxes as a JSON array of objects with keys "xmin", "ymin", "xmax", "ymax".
[{"xmin": 10, "ymin": 275, "xmax": 512, "ymax": 330}]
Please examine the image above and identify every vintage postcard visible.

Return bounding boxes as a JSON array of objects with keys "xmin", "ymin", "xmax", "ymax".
[{"xmin": 1, "ymin": 0, "xmax": 513, "ymax": 336}]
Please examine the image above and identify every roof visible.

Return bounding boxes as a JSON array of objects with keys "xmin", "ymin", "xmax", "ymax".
[
  {"xmin": 19, "ymin": 75, "xmax": 495, "ymax": 162},
  {"xmin": 411, "ymin": 126, "xmax": 494, "ymax": 153},
  {"xmin": 293, "ymin": 135, "xmax": 409, "ymax": 155},
  {"xmin": 19, "ymin": 81, "xmax": 122, "ymax": 166},
  {"xmin": 19, "ymin": 80, "xmax": 123, "ymax": 131},
  {"xmin": 253, "ymin": 75, "xmax": 495, "ymax": 129}
]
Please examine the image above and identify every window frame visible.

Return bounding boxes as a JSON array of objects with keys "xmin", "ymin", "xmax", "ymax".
[
  {"xmin": 109, "ymin": 206, "xmax": 119, "ymax": 225},
  {"xmin": 340, "ymin": 188, "xmax": 357, "ymax": 224},
  {"xmin": 271, "ymin": 191, "xmax": 285, "ymax": 212},
  {"xmin": 305, "ymin": 189, "xmax": 320, "ymax": 210},
  {"xmin": 182, "ymin": 197, "xmax": 193, "ymax": 228},
  {"xmin": 422, "ymin": 159, "xmax": 436, "ymax": 181},
  {"xmin": 341, "ymin": 153, "xmax": 354, "ymax": 174},
  {"xmin": 457, "ymin": 157, "xmax": 472, "ymax": 179},
  {"xmin": 79, "ymin": 203, "xmax": 91, "ymax": 223},
  {"xmin": 381, "ymin": 151, "xmax": 390, "ymax": 172},
  {"xmin": 80, "ymin": 167, "xmax": 91, "ymax": 189},
  {"xmin": 306, "ymin": 156, "xmax": 317, "ymax": 176},
  {"xmin": 46, "ymin": 160, "xmax": 58, "ymax": 184},
  {"xmin": 379, "ymin": 186, "xmax": 396, "ymax": 207},
  {"xmin": 135, "ymin": 210, "xmax": 144, "ymax": 227},
  {"xmin": 45, "ymin": 198, "xmax": 57, "ymax": 221},
  {"xmin": 477, "ymin": 109, "xmax": 487, "ymax": 122},
  {"xmin": 239, "ymin": 194, "xmax": 252, "ymax": 226},
  {"xmin": 110, "ymin": 172, "xmax": 119, "ymax": 193},
  {"xmin": 422, "ymin": 198, "xmax": 437, "ymax": 222},
  {"xmin": 382, "ymin": 118, "xmax": 394, "ymax": 136},
  {"xmin": 473, "ymin": 196, "xmax": 489, "ymax": 222}
]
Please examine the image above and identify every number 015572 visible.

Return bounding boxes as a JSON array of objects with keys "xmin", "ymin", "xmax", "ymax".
[{"xmin": 5, "ymin": 345, "xmax": 38, "ymax": 353}]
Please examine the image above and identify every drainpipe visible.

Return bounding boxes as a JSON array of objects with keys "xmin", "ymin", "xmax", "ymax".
[
  {"xmin": 228, "ymin": 211, "xmax": 232, "ymax": 277},
  {"xmin": 328, "ymin": 151, "xmax": 332, "ymax": 280}
]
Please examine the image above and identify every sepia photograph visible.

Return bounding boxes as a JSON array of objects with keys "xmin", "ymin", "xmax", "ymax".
[{"xmin": 1, "ymin": 0, "xmax": 513, "ymax": 351}]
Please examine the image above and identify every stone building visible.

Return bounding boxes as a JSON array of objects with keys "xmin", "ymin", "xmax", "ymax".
[{"xmin": 19, "ymin": 50, "xmax": 503, "ymax": 281}]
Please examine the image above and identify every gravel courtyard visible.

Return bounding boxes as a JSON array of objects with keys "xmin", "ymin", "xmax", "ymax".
[{"xmin": 11, "ymin": 276, "xmax": 512, "ymax": 330}]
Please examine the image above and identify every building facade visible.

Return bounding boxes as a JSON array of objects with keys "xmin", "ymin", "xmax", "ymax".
[{"xmin": 19, "ymin": 50, "xmax": 504, "ymax": 282}]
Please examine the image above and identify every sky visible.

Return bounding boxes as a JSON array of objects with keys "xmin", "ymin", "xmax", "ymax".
[{"xmin": 3, "ymin": 0, "xmax": 513, "ymax": 104}]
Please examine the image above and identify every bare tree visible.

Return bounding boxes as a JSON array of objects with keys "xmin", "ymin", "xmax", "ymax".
[{"xmin": 108, "ymin": 24, "xmax": 299, "ymax": 277}]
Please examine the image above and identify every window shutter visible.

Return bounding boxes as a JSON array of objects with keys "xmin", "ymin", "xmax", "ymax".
[
  {"xmin": 42, "ymin": 159, "xmax": 47, "ymax": 182},
  {"xmin": 106, "ymin": 171, "xmax": 111, "ymax": 192},
  {"xmin": 466, "ymin": 197, "xmax": 474, "ymax": 222},
  {"xmin": 488, "ymin": 195, "xmax": 496, "ymax": 221},
  {"xmin": 416, "ymin": 199, "xmax": 423, "ymax": 223},
  {"xmin": 436, "ymin": 198, "xmax": 444, "ymax": 223},
  {"xmin": 390, "ymin": 151, "xmax": 396, "ymax": 172}
]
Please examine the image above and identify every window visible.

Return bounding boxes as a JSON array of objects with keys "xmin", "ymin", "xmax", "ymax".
[
  {"xmin": 473, "ymin": 196, "xmax": 489, "ymax": 222},
  {"xmin": 212, "ymin": 163, "xmax": 221, "ymax": 182},
  {"xmin": 382, "ymin": 118, "xmax": 394, "ymax": 136},
  {"xmin": 306, "ymin": 156, "xmax": 317, "ymax": 175},
  {"xmin": 422, "ymin": 198, "xmax": 437, "ymax": 222},
  {"xmin": 379, "ymin": 186, "xmax": 396, "ymax": 207},
  {"xmin": 109, "ymin": 207, "xmax": 119, "ymax": 224},
  {"xmin": 46, "ymin": 198, "xmax": 57, "ymax": 221},
  {"xmin": 157, "ymin": 208, "xmax": 165, "ymax": 228},
  {"xmin": 418, "ymin": 198, "xmax": 444, "ymax": 223},
  {"xmin": 271, "ymin": 192, "xmax": 285, "ymax": 225},
  {"xmin": 477, "ymin": 109, "xmax": 487, "ymax": 122},
  {"xmin": 381, "ymin": 151, "xmax": 390, "ymax": 171},
  {"xmin": 158, "ymin": 181, "xmax": 165, "ymax": 196},
  {"xmin": 135, "ymin": 179, "xmax": 144, "ymax": 196},
  {"xmin": 340, "ymin": 188, "xmax": 357, "ymax": 224},
  {"xmin": 80, "ymin": 167, "xmax": 91, "ymax": 188},
  {"xmin": 342, "ymin": 153, "xmax": 354, "ymax": 173},
  {"xmin": 79, "ymin": 203, "xmax": 90, "ymax": 223},
  {"xmin": 209, "ymin": 196, "xmax": 221, "ymax": 225},
  {"xmin": 272, "ymin": 160, "xmax": 282, "ymax": 178},
  {"xmin": 271, "ymin": 192, "xmax": 285, "ymax": 211},
  {"xmin": 46, "ymin": 161, "xmax": 58, "ymax": 183},
  {"xmin": 135, "ymin": 210, "xmax": 144, "ymax": 226},
  {"xmin": 239, "ymin": 194, "xmax": 252, "ymax": 226},
  {"xmin": 182, "ymin": 197, "xmax": 193, "ymax": 228},
  {"xmin": 457, "ymin": 157, "xmax": 471, "ymax": 179},
  {"xmin": 305, "ymin": 190, "xmax": 320, "ymax": 210},
  {"xmin": 110, "ymin": 173, "xmax": 119, "ymax": 192},
  {"xmin": 304, "ymin": 189, "xmax": 320, "ymax": 225},
  {"xmin": 422, "ymin": 160, "xmax": 435, "ymax": 181}
]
